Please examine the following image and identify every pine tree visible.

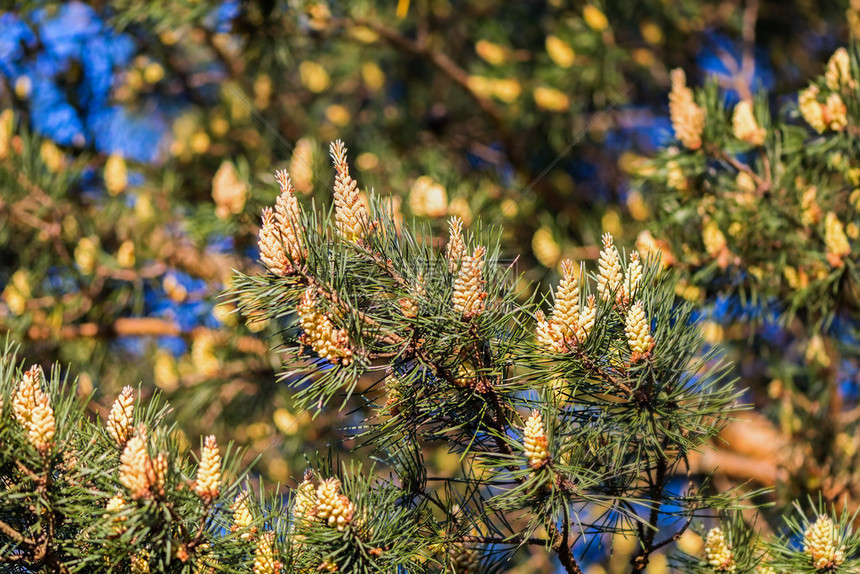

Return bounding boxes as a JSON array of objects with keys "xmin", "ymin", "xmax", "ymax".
[{"xmin": 2, "ymin": 1, "xmax": 860, "ymax": 572}]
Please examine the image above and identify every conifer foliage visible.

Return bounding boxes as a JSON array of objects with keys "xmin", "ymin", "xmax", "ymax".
[
  {"xmin": 227, "ymin": 139, "xmax": 746, "ymax": 573},
  {"xmin": 0, "ymin": 341, "xmax": 282, "ymax": 573}
]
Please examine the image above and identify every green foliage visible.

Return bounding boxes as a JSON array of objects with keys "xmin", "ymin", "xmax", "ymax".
[
  {"xmin": 2, "ymin": 1, "xmax": 860, "ymax": 572},
  {"xmin": 0, "ymin": 340, "xmax": 278, "ymax": 573},
  {"xmin": 634, "ymin": 49, "xmax": 860, "ymax": 327},
  {"xmin": 228, "ymin": 146, "xmax": 747, "ymax": 572}
]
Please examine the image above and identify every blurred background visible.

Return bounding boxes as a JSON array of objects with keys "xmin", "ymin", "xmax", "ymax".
[{"xmin": 0, "ymin": 1, "xmax": 857, "ymax": 571}]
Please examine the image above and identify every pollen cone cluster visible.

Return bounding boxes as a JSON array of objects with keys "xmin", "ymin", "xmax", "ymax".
[
  {"xmin": 103, "ymin": 493, "xmax": 128, "ymax": 533},
  {"xmin": 799, "ymin": 85, "xmax": 826, "ymax": 133},
  {"xmin": 453, "ymin": 246, "xmax": 487, "ymax": 318},
  {"xmin": 825, "ymin": 212, "xmax": 851, "ymax": 268},
  {"xmin": 702, "ymin": 220, "xmax": 730, "ymax": 268},
  {"xmin": 803, "ymin": 516, "xmax": 846, "ymax": 571},
  {"xmin": 536, "ymin": 259, "xmax": 599, "ymax": 351},
  {"xmin": 732, "ymin": 100, "xmax": 766, "ymax": 146},
  {"xmin": 523, "ymin": 410, "xmax": 550, "ymax": 470},
  {"xmin": 297, "ymin": 287, "xmax": 353, "ymax": 365},
  {"xmin": 669, "ymin": 69, "xmax": 705, "ymax": 150},
  {"xmin": 330, "ymin": 140, "xmax": 368, "ymax": 243},
  {"xmin": 291, "ymin": 475, "xmax": 317, "ymax": 529},
  {"xmin": 315, "ymin": 477, "xmax": 356, "ymax": 532},
  {"xmin": 704, "ymin": 527, "xmax": 736, "ymax": 572},
  {"xmin": 119, "ymin": 427, "xmax": 166, "ymax": 499},
  {"xmin": 597, "ymin": 234, "xmax": 643, "ymax": 306},
  {"xmin": 119, "ymin": 430, "xmax": 151, "ymax": 498},
  {"xmin": 195, "ymin": 435, "xmax": 222, "ymax": 501},
  {"xmin": 625, "ymin": 300, "xmax": 654, "ymax": 360},
  {"xmin": 799, "ymin": 84, "xmax": 848, "ymax": 133},
  {"xmin": 446, "ymin": 217, "xmax": 466, "ymax": 272},
  {"xmin": 106, "ymin": 386, "xmax": 135, "ymax": 447},
  {"xmin": 636, "ymin": 230, "xmax": 675, "ymax": 268},
  {"xmin": 253, "ymin": 532, "xmax": 282, "ymax": 574},
  {"xmin": 28, "ymin": 395, "xmax": 56, "ymax": 453},
  {"xmin": 13, "ymin": 365, "xmax": 45, "ymax": 430},
  {"xmin": 258, "ymin": 170, "xmax": 305, "ymax": 276},
  {"xmin": 597, "ymin": 234, "xmax": 622, "ymax": 301},
  {"xmin": 13, "ymin": 365, "xmax": 55, "ymax": 453},
  {"xmin": 231, "ymin": 491, "xmax": 257, "ymax": 540},
  {"xmin": 801, "ymin": 185, "xmax": 822, "ymax": 226},
  {"xmin": 624, "ymin": 252, "xmax": 643, "ymax": 304},
  {"xmin": 577, "ymin": 296, "xmax": 597, "ymax": 342},
  {"xmin": 825, "ymin": 47, "xmax": 854, "ymax": 91}
]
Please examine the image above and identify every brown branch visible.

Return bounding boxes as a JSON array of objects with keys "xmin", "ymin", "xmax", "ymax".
[
  {"xmin": 631, "ymin": 451, "xmax": 668, "ymax": 572},
  {"xmin": 24, "ymin": 318, "xmax": 181, "ymax": 341},
  {"xmin": 0, "ymin": 517, "xmax": 34, "ymax": 545},
  {"xmin": 707, "ymin": 146, "xmax": 770, "ymax": 193},
  {"xmin": 20, "ymin": 317, "xmax": 270, "ymax": 355},
  {"xmin": 650, "ymin": 514, "xmax": 694, "ymax": 552},
  {"xmin": 684, "ymin": 414, "xmax": 784, "ymax": 487},
  {"xmin": 555, "ymin": 511, "xmax": 582, "ymax": 574}
]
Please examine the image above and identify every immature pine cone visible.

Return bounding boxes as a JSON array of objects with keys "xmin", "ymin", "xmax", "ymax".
[
  {"xmin": 597, "ymin": 233, "xmax": 622, "ymax": 302},
  {"xmin": 669, "ymin": 69, "xmax": 705, "ymax": 150},
  {"xmin": 536, "ymin": 259, "xmax": 585, "ymax": 352},
  {"xmin": 13, "ymin": 365, "xmax": 45, "ymax": 431},
  {"xmin": 704, "ymin": 527, "xmax": 736, "ymax": 572},
  {"xmin": 552, "ymin": 259, "xmax": 581, "ymax": 339},
  {"xmin": 253, "ymin": 532, "xmax": 281, "ymax": 574},
  {"xmin": 732, "ymin": 100, "xmax": 766, "ymax": 146},
  {"xmin": 291, "ymin": 477, "xmax": 318, "ymax": 529},
  {"xmin": 625, "ymin": 300, "xmax": 654, "ymax": 359},
  {"xmin": 449, "ymin": 544, "xmax": 481, "ymax": 574},
  {"xmin": 28, "ymin": 394, "xmax": 55, "ymax": 453},
  {"xmin": 273, "ymin": 170, "xmax": 305, "ymax": 262},
  {"xmin": 106, "ymin": 386, "xmax": 135, "ymax": 446},
  {"xmin": 119, "ymin": 428, "xmax": 153, "ymax": 499},
  {"xmin": 315, "ymin": 477, "xmax": 355, "ymax": 531},
  {"xmin": 623, "ymin": 252, "xmax": 643, "ymax": 305},
  {"xmin": 535, "ymin": 311, "xmax": 563, "ymax": 353},
  {"xmin": 330, "ymin": 140, "xmax": 368, "ymax": 243},
  {"xmin": 575, "ymin": 295, "xmax": 597, "ymax": 342},
  {"xmin": 297, "ymin": 287, "xmax": 353, "ymax": 365},
  {"xmin": 523, "ymin": 410, "xmax": 550, "ymax": 469},
  {"xmin": 231, "ymin": 491, "xmax": 256, "ymax": 540},
  {"xmin": 803, "ymin": 516, "xmax": 846, "ymax": 571},
  {"xmin": 446, "ymin": 216, "xmax": 466, "ymax": 272},
  {"xmin": 452, "ymin": 246, "xmax": 487, "ymax": 318},
  {"xmin": 195, "ymin": 435, "xmax": 222, "ymax": 501},
  {"xmin": 825, "ymin": 212, "xmax": 851, "ymax": 268},
  {"xmin": 258, "ymin": 170, "xmax": 306, "ymax": 276},
  {"xmin": 103, "ymin": 492, "xmax": 128, "ymax": 533},
  {"xmin": 825, "ymin": 47, "xmax": 854, "ymax": 90}
]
